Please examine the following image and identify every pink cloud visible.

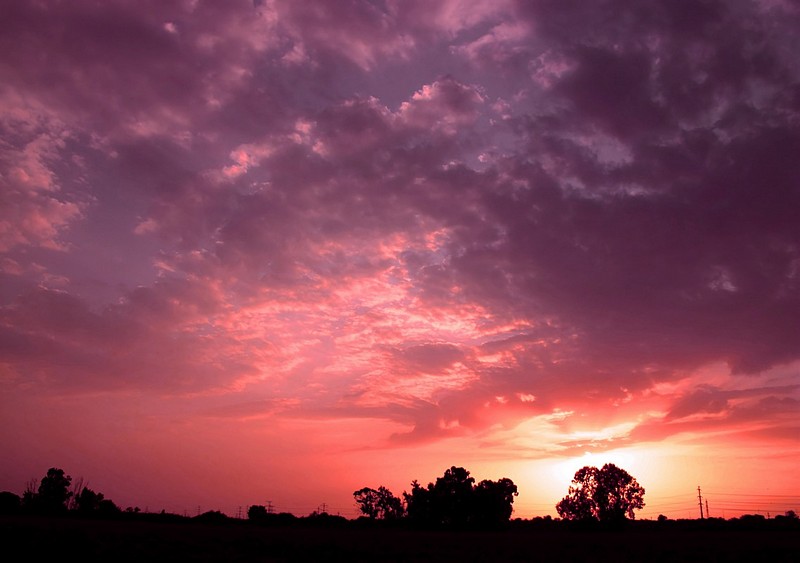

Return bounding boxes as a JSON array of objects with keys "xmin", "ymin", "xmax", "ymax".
[
  {"xmin": 0, "ymin": 130, "xmax": 85, "ymax": 251},
  {"xmin": 398, "ymin": 78, "xmax": 486, "ymax": 134},
  {"xmin": 274, "ymin": 0, "xmax": 416, "ymax": 70},
  {"xmin": 392, "ymin": 0, "xmax": 515, "ymax": 36}
]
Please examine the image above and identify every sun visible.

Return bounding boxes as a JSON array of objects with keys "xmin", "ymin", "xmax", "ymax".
[{"xmin": 551, "ymin": 452, "xmax": 593, "ymax": 486}]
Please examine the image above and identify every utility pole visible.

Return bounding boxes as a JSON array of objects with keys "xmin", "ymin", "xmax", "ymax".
[
  {"xmin": 697, "ymin": 487, "xmax": 704, "ymax": 519},
  {"xmin": 705, "ymin": 499, "xmax": 709, "ymax": 518},
  {"xmin": 266, "ymin": 500, "xmax": 274, "ymax": 514}
]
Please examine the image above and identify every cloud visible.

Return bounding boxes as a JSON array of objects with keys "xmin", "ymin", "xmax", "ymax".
[
  {"xmin": 0, "ymin": 280, "xmax": 258, "ymax": 393},
  {"xmin": 398, "ymin": 78, "xmax": 486, "ymax": 134},
  {"xmin": 273, "ymin": 0, "xmax": 416, "ymax": 70},
  {"xmin": 393, "ymin": 343, "xmax": 466, "ymax": 372},
  {"xmin": 0, "ymin": 129, "xmax": 85, "ymax": 251},
  {"xmin": 616, "ymin": 374, "xmax": 800, "ymax": 445},
  {"xmin": 0, "ymin": 0, "xmax": 798, "ymax": 461}
]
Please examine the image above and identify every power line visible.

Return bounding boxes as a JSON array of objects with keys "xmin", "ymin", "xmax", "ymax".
[{"xmin": 703, "ymin": 492, "xmax": 800, "ymax": 499}]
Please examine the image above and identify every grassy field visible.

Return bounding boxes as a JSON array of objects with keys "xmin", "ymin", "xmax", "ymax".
[{"xmin": 1, "ymin": 515, "xmax": 798, "ymax": 561}]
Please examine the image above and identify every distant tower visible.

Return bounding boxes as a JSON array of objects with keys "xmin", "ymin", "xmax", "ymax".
[{"xmin": 697, "ymin": 487, "xmax": 704, "ymax": 519}]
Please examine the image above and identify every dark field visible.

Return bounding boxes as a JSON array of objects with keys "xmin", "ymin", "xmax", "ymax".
[{"xmin": 1, "ymin": 516, "xmax": 798, "ymax": 562}]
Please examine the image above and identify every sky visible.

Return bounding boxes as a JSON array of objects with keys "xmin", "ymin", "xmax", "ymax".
[{"xmin": 1, "ymin": 0, "xmax": 799, "ymax": 520}]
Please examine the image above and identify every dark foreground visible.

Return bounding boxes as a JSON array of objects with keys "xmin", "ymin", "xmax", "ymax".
[{"xmin": 1, "ymin": 516, "xmax": 798, "ymax": 562}]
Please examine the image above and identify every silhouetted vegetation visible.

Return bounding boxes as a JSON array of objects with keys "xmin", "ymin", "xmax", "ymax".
[
  {"xmin": 556, "ymin": 463, "xmax": 645, "ymax": 525},
  {"xmin": 194, "ymin": 510, "xmax": 231, "ymax": 524},
  {"xmin": 248, "ymin": 505, "xmax": 298, "ymax": 526},
  {"xmin": 73, "ymin": 486, "xmax": 121, "ymax": 517},
  {"xmin": 2, "ymin": 464, "xmax": 797, "ymax": 561},
  {"xmin": 301, "ymin": 510, "xmax": 349, "ymax": 528},
  {"xmin": 353, "ymin": 486, "xmax": 405, "ymax": 520},
  {"xmin": 0, "ymin": 491, "xmax": 21, "ymax": 515},
  {"xmin": 402, "ymin": 466, "xmax": 518, "ymax": 529},
  {"xmin": 247, "ymin": 504, "xmax": 269, "ymax": 520},
  {"xmin": 17, "ymin": 467, "xmax": 120, "ymax": 517},
  {"xmin": 29, "ymin": 467, "xmax": 73, "ymax": 514}
]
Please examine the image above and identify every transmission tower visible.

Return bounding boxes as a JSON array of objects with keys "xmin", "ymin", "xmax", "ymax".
[{"xmin": 697, "ymin": 487, "xmax": 704, "ymax": 519}]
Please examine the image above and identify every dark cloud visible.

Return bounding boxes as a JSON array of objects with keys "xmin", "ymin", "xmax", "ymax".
[
  {"xmin": 0, "ymin": 282, "xmax": 256, "ymax": 393},
  {"xmin": 394, "ymin": 343, "xmax": 466, "ymax": 372}
]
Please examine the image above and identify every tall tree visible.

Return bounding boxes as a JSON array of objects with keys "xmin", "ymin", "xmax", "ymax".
[
  {"xmin": 37, "ymin": 468, "xmax": 73, "ymax": 514},
  {"xmin": 556, "ymin": 463, "xmax": 645, "ymax": 523}
]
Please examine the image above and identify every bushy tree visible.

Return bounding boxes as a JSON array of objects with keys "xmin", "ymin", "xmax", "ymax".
[
  {"xmin": 432, "ymin": 466, "xmax": 475, "ymax": 527},
  {"xmin": 404, "ymin": 466, "xmax": 517, "ymax": 528},
  {"xmin": 473, "ymin": 478, "xmax": 518, "ymax": 526},
  {"xmin": 248, "ymin": 504, "xmax": 269, "ymax": 520},
  {"xmin": 73, "ymin": 487, "xmax": 103, "ymax": 513},
  {"xmin": 26, "ymin": 468, "xmax": 73, "ymax": 514},
  {"xmin": 403, "ymin": 480, "xmax": 434, "ymax": 525},
  {"xmin": 353, "ymin": 486, "xmax": 404, "ymax": 520},
  {"xmin": 556, "ymin": 463, "xmax": 644, "ymax": 523}
]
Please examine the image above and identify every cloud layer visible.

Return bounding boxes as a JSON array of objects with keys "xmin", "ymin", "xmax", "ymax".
[{"xmin": 1, "ymin": 0, "xmax": 799, "ymax": 513}]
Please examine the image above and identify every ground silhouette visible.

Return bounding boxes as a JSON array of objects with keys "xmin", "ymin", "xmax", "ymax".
[{"xmin": 1, "ymin": 464, "xmax": 797, "ymax": 561}]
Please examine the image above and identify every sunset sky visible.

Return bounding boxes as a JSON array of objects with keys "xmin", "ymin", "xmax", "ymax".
[{"xmin": 1, "ymin": 0, "xmax": 799, "ymax": 520}]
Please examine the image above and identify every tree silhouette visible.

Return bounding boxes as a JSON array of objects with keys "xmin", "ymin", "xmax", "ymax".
[
  {"xmin": 73, "ymin": 486, "xmax": 119, "ymax": 515},
  {"xmin": 248, "ymin": 504, "xmax": 269, "ymax": 520},
  {"xmin": 556, "ymin": 463, "xmax": 644, "ymax": 523},
  {"xmin": 32, "ymin": 468, "xmax": 73, "ymax": 514},
  {"xmin": 431, "ymin": 466, "xmax": 475, "ymax": 527},
  {"xmin": 353, "ymin": 486, "xmax": 404, "ymax": 520},
  {"xmin": 404, "ymin": 466, "xmax": 517, "ymax": 528},
  {"xmin": 473, "ymin": 478, "xmax": 518, "ymax": 526}
]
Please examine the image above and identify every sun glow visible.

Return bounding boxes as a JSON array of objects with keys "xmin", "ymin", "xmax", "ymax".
[{"xmin": 551, "ymin": 449, "xmax": 638, "ymax": 487}]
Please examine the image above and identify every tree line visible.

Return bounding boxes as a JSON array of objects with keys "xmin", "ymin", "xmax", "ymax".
[
  {"xmin": 349, "ymin": 466, "xmax": 519, "ymax": 528},
  {"xmin": 348, "ymin": 463, "xmax": 644, "ymax": 528},
  {"xmin": 0, "ymin": 463, "xmax": 643, "ymax": 526},
  {"xmin": 2, "ymin": 463, "xmax": 642, "ymax": 527},
  {"xmin": 0, "ymin": 468, "xmax": 122, "ymax": 517},
  {"xmin": 6, "ymin": 462, "xmax": 794, "ymax": 530}
]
